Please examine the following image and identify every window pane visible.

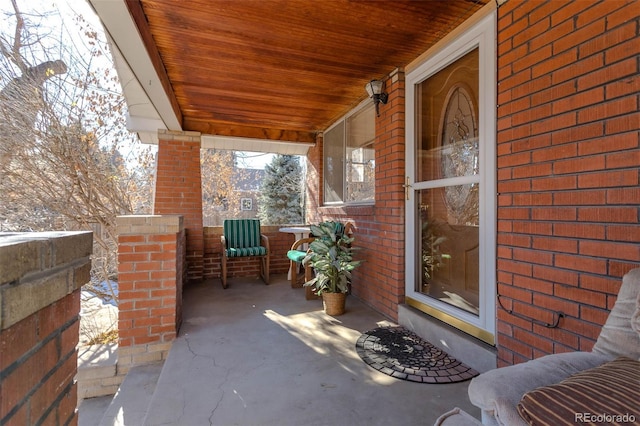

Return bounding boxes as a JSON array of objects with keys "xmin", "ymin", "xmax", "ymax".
[
  {"xmin": 346, "ymin": 104, "xmax": 375, "ymax": 202},
  {"xmin": 323, "ymin": 121, "xmax": 344, "ymax": 203},
  {"xmin": 416, "ymin": 48, "xmax": 479, "ymax": 183},
  {"xmin": 418, "ymin": 186, "xmax": 479, "ymax": 316}
]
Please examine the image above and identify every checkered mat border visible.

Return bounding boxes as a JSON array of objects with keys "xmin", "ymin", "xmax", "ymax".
[{"xmin": 355, "ymin": 326, "xmax": 479, "ymax": 383}]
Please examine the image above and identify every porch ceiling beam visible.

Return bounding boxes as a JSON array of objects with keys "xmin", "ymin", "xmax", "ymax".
[
  {"xmin": 183, "ymin": 118, "xmax": 317, "ymax": 144},
  {"xmin": 88, "ymin": 0, "xmax": 182, "ymax": 132},
  {"xmin": 124, "ymin": 0, "xmax": 182, "ymax": 129},
  {"xmin": 201, "ymin": 135, "xmax": 314, "ymax": 156}
]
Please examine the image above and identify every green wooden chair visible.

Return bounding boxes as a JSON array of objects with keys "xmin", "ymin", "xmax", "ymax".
[
  {"xmin": 287, "ymin": 235, "xmax": 316, "ymax": 288},
  {"xmin": 221, "ymin": 219, "xmax": 270, "ymax": 288}
]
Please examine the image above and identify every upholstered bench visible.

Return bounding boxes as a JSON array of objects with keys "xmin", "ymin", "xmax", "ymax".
[
  {"xmin": 434, "ymin": 407, "xmax": 482, "ymax": 425},
  {"xmin": 435, "ymin": 268, "xmax": 640, "ymax": 426},
  {"xmin": 436, "ymin": 356, "xmax": 640, "ymax": 426}
]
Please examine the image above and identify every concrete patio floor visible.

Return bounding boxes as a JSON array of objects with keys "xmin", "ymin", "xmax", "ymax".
[{"xmin": 86, "ymin": 274, "xmax": 481, "ymax": 425}]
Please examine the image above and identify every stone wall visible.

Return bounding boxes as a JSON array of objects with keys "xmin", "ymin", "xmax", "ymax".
[{"xmin": 0, "ymin": 231, "xmax": 92, "ymax": 426}]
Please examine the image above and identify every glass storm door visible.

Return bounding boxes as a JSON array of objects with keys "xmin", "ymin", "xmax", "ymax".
[{"xmin": 405, "ymin": 13, "xmax": 496, "ymax": 344}]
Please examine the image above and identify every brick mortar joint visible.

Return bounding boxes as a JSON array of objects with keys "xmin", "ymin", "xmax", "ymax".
[
  {"xmin": 1, "ymin": 314, "xmax": 79, "ymax": 379},
  {"xmin": 116, "ymin": 215, "xmax": 184, "ymax": 228},
  {"xmin": 157, "ymin": 129, "xmax": 201, "ymax": 141},
  {"xmin": 117, "ymin": 228, "xmax": 182, "ymax": 236},
  {"xmin": 117, "ymin": 341, "xmax": 173, "ymax": 362}
]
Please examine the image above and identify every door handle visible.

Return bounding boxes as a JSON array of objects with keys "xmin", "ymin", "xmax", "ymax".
[{"xmin": 402, "ymin": 177, "xmax": 412, "ymax": 200}]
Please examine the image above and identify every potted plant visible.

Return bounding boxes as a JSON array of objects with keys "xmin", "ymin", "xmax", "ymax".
[
  {"xmin": 302, "ymin": 221, "xmax": 361, "ymax": 316},
  {"xmin": 421, "ymin": 218, "xmax": 450, "ymax": 293}
]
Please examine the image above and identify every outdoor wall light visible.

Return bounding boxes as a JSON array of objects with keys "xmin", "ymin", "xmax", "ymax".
[{"xmin": 365, "ymin": 79, "xmax": 388, "ymax": 117}]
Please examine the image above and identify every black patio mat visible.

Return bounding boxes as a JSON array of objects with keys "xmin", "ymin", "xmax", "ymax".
[{"xmin": 355, "ymin": 326, "xmax": 479, "ymax": 384}]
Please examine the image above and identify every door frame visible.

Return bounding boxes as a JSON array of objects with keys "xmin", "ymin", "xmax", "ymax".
[{"xmin": 404, "ymin": 11, "xmax": 497, "ymax": 345}]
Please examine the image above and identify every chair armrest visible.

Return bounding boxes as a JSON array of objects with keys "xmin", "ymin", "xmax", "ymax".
[
  {"xmin": 344, "ymin": 222, "xmax": 355, "ymax": 238},
  {"xmin": 261, "ymin": 233, "xmax": 270, "ymax": 252},
  {"xmin": 290, "ymin": 237, "xmax": 315, "ymax": 251},
  {"xmin": 468, "ymin": 351, "xmax": 611, "ymax": 425}
]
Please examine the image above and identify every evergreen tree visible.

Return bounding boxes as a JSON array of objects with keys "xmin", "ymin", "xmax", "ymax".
[{"xmin": 257, "ymin": 154, "xmax": 303, "ymax": 224}]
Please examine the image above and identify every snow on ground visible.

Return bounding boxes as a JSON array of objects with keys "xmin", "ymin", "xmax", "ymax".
[{"xmin": 79, "ymin": 282, "xmax": 118, "ymax": 345}]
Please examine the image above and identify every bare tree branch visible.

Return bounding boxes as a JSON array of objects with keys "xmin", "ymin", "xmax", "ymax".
[
  {"xmin": 0, "ymin": 2, "xmax": 155, "ymax": 305},
  {"xmin": 8, "ymin": 0, "xmax": 26, "ymax": 71}
]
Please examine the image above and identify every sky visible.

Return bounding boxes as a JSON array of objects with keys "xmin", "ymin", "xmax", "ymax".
[{"xmin": 237, "ymin": 151, "xmax": 275, "ymax": 169}]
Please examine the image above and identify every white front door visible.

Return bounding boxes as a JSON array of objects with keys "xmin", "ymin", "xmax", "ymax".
[{"xmin": 405, "ymin": 12, "xmax": 496, "ymax": 344}]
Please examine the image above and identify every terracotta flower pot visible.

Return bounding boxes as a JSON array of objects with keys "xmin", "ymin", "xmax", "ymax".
[{"xmin": 322, "ymin": 292, "xmax": 346, "ymax": 316}]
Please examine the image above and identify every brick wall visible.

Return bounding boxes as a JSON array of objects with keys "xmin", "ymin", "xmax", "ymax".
[
  {"xmin": 496, "ymin": 0, "xmax": 639, "ymax": 365},
  {"xmin": 154, "ymin": 130, "xmax": 204, "ymax": 282},
  {"xmin": 116, "ymin": 215, "xmax": 184, "ymax": 374},
  {"xmin": 203, "ymin": 225, "xmax": 292, "ymax": 281},
  {"xmin": 307, "ymin": 69, "xmax": 406, "ymax": 321},
  {"xmin": 0, "ymin": 232, "xmax": 92, "ymax": 426},
  {"xmin": 356, "ymin": 69, "xmax": 407, "ymax": 320},
  {"xmin": 305, "ymin": 132, "xmax": 323, "ymax": 219}
]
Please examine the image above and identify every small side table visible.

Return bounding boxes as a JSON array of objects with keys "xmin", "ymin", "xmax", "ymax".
[{"xmin": 279, "ymin": 226, "xmax": 311, "ymax": 280}]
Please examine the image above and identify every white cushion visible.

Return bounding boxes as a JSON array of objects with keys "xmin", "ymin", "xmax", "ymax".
[
  {"xmin": 433, "ymin": 407, "xmax": 482, "ymax": 426},
  {"xmin": 592, "ymin": 268, "xmax": 640, "ymax": 359}
]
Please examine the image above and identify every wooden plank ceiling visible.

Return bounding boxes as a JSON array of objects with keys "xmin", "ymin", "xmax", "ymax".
[{"xmin": 129, "ymin": 0, "xmax": 489, "ymax": 143}]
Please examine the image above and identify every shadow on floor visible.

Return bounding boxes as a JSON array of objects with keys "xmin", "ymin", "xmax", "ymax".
[{"xmin": 139, "ymin": 274, "xmax": 481, "ymax": 426}]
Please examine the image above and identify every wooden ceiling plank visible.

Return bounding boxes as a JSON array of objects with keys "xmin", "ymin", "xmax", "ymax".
[{"xmin": 136, "ymin": 0, "xmax": 488, "ymax": 136}]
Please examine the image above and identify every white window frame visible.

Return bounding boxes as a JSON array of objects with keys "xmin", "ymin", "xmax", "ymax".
[
  {"xmin": 405, "ymin": 12, "xmax": 496, "ymax": 343},
  {"xmin": 323, "ymin": 100, "xmax": 375, "ymax": 206}
]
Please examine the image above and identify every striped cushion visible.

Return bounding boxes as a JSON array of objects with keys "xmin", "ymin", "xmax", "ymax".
[
  {"xmin": 226, "ymin": 246, "xmax": 267, "ymax": 257},
  {"xmin": 223, "ymin": 219, "xmax": 262, "ymax": 249},
  {"xmin": 517, "ymin": 357, "xmax": 640, "ymax": 425}
]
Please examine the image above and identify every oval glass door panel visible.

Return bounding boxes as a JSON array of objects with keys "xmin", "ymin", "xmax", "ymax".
[
  {"xmin": 416, "ymin": 48, "xmax": 480, "ymax": 316},
  {"xmin": 416, "ymin": 49, "xmax": 479, "ymax": 183}
]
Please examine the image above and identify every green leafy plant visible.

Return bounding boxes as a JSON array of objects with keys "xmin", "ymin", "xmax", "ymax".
[
  {"xmin": 422, "ymin": 219, "xmax": 449, "ymax": 281},
  {"xmin": 303, "ymin": 222, "xmax": 362, "ymax": 295}
]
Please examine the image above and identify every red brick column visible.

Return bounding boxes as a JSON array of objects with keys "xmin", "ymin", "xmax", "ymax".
[
  {"xmin": 154, "ymin": 130, "xmax": 203, "ymax": 282},
  {"xmin": 305, "ymin": 133, "xmax": 323, "ymax": 223},
  {"xmin": 116, "ymin": 215, "xmax": 185, "ymax": 374},
  {"xmin": 0, "ymin": 232, "xmax": 92, "ymax": 426},
  {"xmin": 496, "ymin": 0, "xmax": 639, "ymax": 365}
]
